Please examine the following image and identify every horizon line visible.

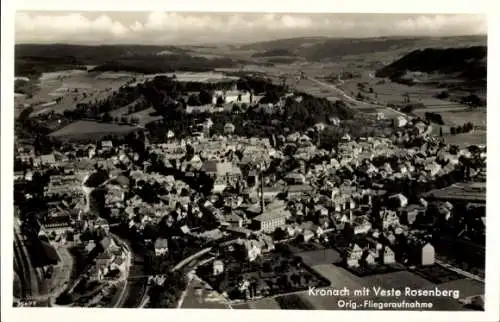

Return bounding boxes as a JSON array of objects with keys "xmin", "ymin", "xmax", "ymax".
[{"xmin": 14, "ymin": 33, "xmax": 488, "ymax": 47}]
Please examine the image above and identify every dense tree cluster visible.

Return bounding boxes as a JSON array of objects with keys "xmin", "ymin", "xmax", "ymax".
[
  {"xmin": 15, "ymin": 56, "xmax": 87, "ymax": 78},
  {"xmin": 460, "ymin": 94, "xmax": 486, "ymax": 108},
  {"xmin": 435, "ymin": 90, "xmax": 450, "ymax": 99},
  {"xmin": 376, "ymin": 46, "xmax": 486, "ymax": 82},
  {"xmin": 424, "ymin": 112, "xmax": 445, "ymax": 125},
  {"xmin": 400, "ymin": 103, "xmax": 425, "ymax": 114},
  {"xmin": 450, "ymin": 122, "xmax": 474, "ymax": 135},
  {"xmin": 90, "ymin": 55, "xmax": 239, "ymax": 74}
]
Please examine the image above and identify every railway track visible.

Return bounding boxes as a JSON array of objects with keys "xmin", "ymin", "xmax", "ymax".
[
  {"xmin": 14, "ymin": 239, "xmax": 29, "ymax": 299},
  {"xmin": 14, "ymin": 232, "xmax": 32, "ymax": 299},
  {"xmin": 13, "ymin": 226, "xmax": 42, "ymax": 301}
]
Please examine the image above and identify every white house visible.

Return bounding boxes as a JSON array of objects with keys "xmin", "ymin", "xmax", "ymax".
[
  {"xmin": 383, "ymin": 211, "xmax": 400, "ymax": 230},
  {"xmin": 329, "ymin": 117, "xmax": 341, "ymax": 126},
  {"xmin": 243, "ymin": 240, "xmax": 263, "ymax": 262},
  {"xmin": 213, "ymin": 260, "xmax": 224, "ymax": 276},
  {"xmin": 303, "ymin": 229, "xmax": 315, "ymax": 242},
  {"xmin": 225, "ymin": 90, "xmax": 252, "ymax": 104},
  {"xmin": 389, "ymin": 193, "xmax": 408, "ymax": 208},
  {"xmin": 154, "ymin": 238, "xmax": 169, "ymax": 256},
  {"xmin": 383, "ymin": 247, "xmax": 396, "ymax": 264},
  {"xmin": 345, "ymin": 244, "xmax": 363, "ymax": 267},
  {"xmin": 354, "ymin": 221, "xmax": 372, "ymax": 235},
  {"xmin": 394, "ymin": 116, "xmax": 408, "ymax": 128},
  {"xmin": 421, "ymin": 243, "xmax": 435, "ymax": 266},
  {"xmin": 364, "ymin": 251, "xmax": 376, "ymax": 265},
  {"xmin": 224, "ymin": 123, "xmax": 236, "ymax": 135}
]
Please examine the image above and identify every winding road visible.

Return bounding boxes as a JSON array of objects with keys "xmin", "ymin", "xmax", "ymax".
[{"xmin": 305, "ymin": 75, "xmax": 406, "ymax": 117}]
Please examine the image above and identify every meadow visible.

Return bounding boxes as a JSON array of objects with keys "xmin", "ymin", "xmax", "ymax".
[
  {"xmin": 25, "ymin": 70, "xmax": 136, "ymax": 117},
  {"xmin": 49, "ymin": 120, "xmax": 139, "ymax": 141}
]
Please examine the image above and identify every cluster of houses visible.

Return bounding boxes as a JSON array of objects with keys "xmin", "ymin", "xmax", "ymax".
[
  {"xmin": 13, "ymin": 98, "xmax": 487, "ymax": 302},
  {"xmin": 86, "ymin": 236, "xmax": 128, "ymax": 281}
]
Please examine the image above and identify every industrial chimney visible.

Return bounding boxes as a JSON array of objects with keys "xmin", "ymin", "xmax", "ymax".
[{"xmin": 260, "ymin": 165, "xmax": 265, "ymax": 214}]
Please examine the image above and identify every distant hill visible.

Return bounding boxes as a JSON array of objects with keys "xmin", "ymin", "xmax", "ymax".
[
  {"xmin": 238, "ymin": 37, "xmax": 329, "ymax": 51},
  {"xmin": 251, "ymin": 48, "xmax": 297, "ymax": 58},
  {"xmin": 14, "ymin": 44, "xmax": 237, "ymax": 77},
  {"xmin": 90, "ymin": 54, "xmax": 239, "ymax": 74},
  {"xmin": 240, "ymin": 35, "xmax": 487, "ymax": 62},
  {"xmin": 15, "ymin": 44, "xmax": 188, "ymax": 62},
  {"xmin": 375, "ymin": 46, "xmax": 487, "ymax": 83}
]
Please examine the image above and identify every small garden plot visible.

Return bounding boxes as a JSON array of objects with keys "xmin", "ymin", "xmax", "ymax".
[
  {"xmin": 411, "ymin": 264, "xmax": 465, "ymax": 284},
  {"xmin": 275, "ymin": 294, "xmax": 315, "ymax": 310},
  {"xmin": 196, "ymin": 251, "xmax": 330, "ymax": 302},
  {"xmin": 444, "ymin": 132, "xmax": 486, "ymax": 147},
  {"xmin": 294, "ymin": 249, "xmax": 342, "ymax": 267},
  {"xmin": 49, "ymin": 120, "xmax": 139, "ymax": 141},
  {"xmin": 288, "ymin": 239, "xmax": 326, "ymax": 252},
  {"xmin": 334, "ymin": 262, "xmax": 406, "ymax": 277}
]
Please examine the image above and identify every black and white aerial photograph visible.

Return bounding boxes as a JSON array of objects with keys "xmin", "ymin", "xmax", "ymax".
[{"xmin": 3, "ymin": 5, "xmax": 496, "ymax": 321}]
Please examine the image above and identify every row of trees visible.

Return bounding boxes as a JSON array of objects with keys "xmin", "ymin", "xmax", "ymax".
[
  {"xmin": 450, "ymin": 122, "xmax": 474, "ymax": 135},
  {"xmin": 101, "ymin": 112, "xmax": 140, "ymax": 125}
]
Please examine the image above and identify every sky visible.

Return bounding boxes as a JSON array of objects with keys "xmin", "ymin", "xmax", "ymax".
[{"xmin": 15, "ymin": 12, "xmax": 487, "ymax": 45}]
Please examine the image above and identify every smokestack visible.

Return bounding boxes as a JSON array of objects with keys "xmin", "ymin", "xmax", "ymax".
[
  {"xmin": 260, "ymin": 167, "xmax": 265, "ymax": 214},
  {"xmin": 348, "ymin": 200, "xmax": 353, "ymax": 224}
]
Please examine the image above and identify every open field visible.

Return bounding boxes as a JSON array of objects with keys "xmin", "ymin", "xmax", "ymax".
[
  {"xmin": 443, "ymin": 132, "xmax": 487, "ymax": 147},
  {"xmin": 337, "ymin": 71, "xmax": 475, "ymax": 108},
  {"xmin": 49, "ymin": 120, "xmax": 139, "ymax": 141},
  {"xmin": 413, "ymin": 108, "xmax": 486, "ymax": 127},
  {"xmin": 107, "ymin": 99, "xmax": 144, "ymax": 118},
  {"xmin": 294, "ymin": 79, "xmax": 343, "ymax": 101},
  {"xmin": 25, "ymin": 70, "xmax": 136, "ymax": 117},
  {"xmin": 127, "ymin": 108, "xmax": 163, "ymax": 126},
  {"xmin": 139, "ymin": 71, "xmax": 239, "ymax": 83}
]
